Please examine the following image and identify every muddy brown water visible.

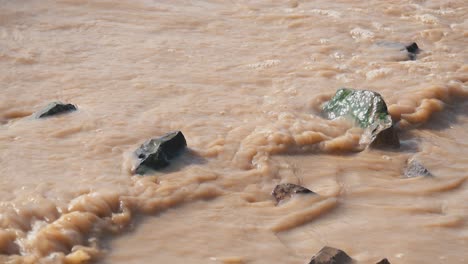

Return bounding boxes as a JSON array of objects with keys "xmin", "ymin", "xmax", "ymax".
[{"xmin": 1, "ymin": 0, "xmax": 467, "ymax": 263}]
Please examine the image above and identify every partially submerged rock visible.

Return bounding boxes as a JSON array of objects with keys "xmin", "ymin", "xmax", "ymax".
[
  {"xmin": 374, "ymin": 41, "xmax": 420, "ymax": 61},
  {"xmin": 133, "ymin": 131, "xmax": 187, "ymax": 175},
  {"xmin": 405, "ymin": 42, "xmax": 419, "ymax": 53},
  {"xmin": 308, "ymin": 246, "xmax": 353, "ymax": 264},
  {"xmin": 376, "ymin": 258, "xmax": 391, "ymax": 264},
  {"xmin": 272, "ymin": 183, "xmax": 315, "ymax": 204},
  {"xmin": 404, "ymin": 159, "xmax": 433, "ymax": 178},
  {"xmin": 322, "ymin": 88, "xmax": 397, "ymax": 147},
  {"xmin": 370, "ymin": 125, "xmax": 400, "ymax": 148},
  {"xmin": 36, "ymin": 102, "xmax": 77, "ymax": 118}
]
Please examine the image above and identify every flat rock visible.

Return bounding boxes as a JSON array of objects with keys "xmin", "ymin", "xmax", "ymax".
[
  {"xmin": 404, "ymin": 159, "xmax": 433, "ymax": 178},
  {"xmin": 36, "ymin": 102, "xmax": 77, "ymax": 118},
  {"xmin": 133, "ymin": 131, "xmax": 187, "ymax": 175},
  {"xmin": 376, "ymin": 258, "xmax": 391, "ymax": 264},
  {"xmin": 309, "ymin": 246, "xmax": 353, "ymax": 264},
  {"xmin": 272, "ymin": 183, "xmax": 315, "ymax": 204}
]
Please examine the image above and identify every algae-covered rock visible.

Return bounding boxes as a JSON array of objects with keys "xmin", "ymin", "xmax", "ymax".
[{"xmin": 322, "ymin": 88, "xmax": 394, "ymax": 146}]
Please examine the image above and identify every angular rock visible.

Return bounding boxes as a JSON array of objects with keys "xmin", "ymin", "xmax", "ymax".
[
  {"xmin": 376, "ymin": 259, "xmax": 391, "ymax": 264},
  {"xmin": 36, "ymin": 102, "xmax": 77, "ymax": 118},
  {"xmin": 309, "ymin": 246, "xmax": 353, "ymax": 264},
  {"xmin": 405, "ymin": 42, "xmax": 420, "ymax": 54},
  {"xmin": 405, "ymin": 42, "xmax": 420, "ymax": 60},
  {"xmin": 370, "ymin": 125, "xmax": 400, "ymax": 148},
  {"xmin": 272, "ymin": 183, "xmax": 315, "ymax": 204},
  {"xmin": 322, "ymin": 88, "xmax": 397, "ymax": 146},
  {"xmin": 134, "ymin": 131, "xmax": 187, "ymax": 175},
  {"xmin": 404, "ymin": 159, "xmax": 433, "ymax": 178}
]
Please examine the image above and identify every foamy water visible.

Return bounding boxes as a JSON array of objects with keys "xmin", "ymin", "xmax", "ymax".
[{"xmin": 0, "ymin": 0, "xmax": 467, "ymax": 263}]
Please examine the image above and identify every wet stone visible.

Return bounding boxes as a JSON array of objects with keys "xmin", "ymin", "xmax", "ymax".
[
  {"xmin": 134, "ymin": 131, "xmax": 187, "ymax": 175},
  {"xmin": 308, "ymin": 246, "xmax": 353, "ymax": 264},
  {"xmin": 36, "ymin": 102, "xmax": 77, "ymax": 118},
  {"xmin": 322, "ymin": 88, "xmax": 397, "ymax": 146},
  {"xmin": 405, "ymin": 42, "xmax": 420, "ymax": 60},
  {"xmin": 405, "ymin": 42, "xmax": 420, "ymax": 54},
  {"xmin": 376, "ymin": 258, "xmax": 391, "ymax": 264},
  {"xmin": 375, "ymin": 41, "xmax": 420, "ymax": 61},
  {"xmin": 272, "ymin": 183, "xmax": 315, "ymax": 204},
  {"xmin": 404, "ymin": 159, "xmax": 433, "ymax": 178},
  {"xmin": 370, "ymin": 125, "xmax": 400, "ymax": 148}
]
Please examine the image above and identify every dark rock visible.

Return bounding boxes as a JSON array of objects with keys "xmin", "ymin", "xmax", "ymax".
[
  {"xmin": 322, "ymin": 88, "xmax": 397, "ymax": 146},
  {"xmin": 36, "ymin": 102, "xmax": 77, "ymax": 118},
  {"xmin": 272, "ymin": 183, "xmax": 315, "ymax": 204},
  {"xmin": 404, "ymin": 159, "xmax": 433, "ymax": 178},
  {"xmin": 376, "ymin": 258, "xmax": 391, "ymax": 264},
  {"xmin": 309, "ymin": 246, "xmax": 353, "ymax": 264},
  {"xmin": 374, "ymin": 41, "xmax": 419, "ymax": 61},
  {"xmin": 370, "ymin": 125, "xmax": 400, "ymax": 148},
  {"xmin": 134, "ymin": 131, "xmax": 187, "ymax": 175},
  {"xmin": 405, "ymin": 42, "xmax": 420, "ymax": 54},
  {"xmin": 405, "ymin": 42, "xmax": 420, "ymax": 60}
]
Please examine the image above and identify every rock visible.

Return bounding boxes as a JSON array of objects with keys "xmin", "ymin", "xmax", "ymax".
[
  {"xmin": 374, "ymin": 41, "xmax": 420, "ymax": 61},
  {"xmin": 376, "ymin": 258, "xmax": 391, "ymax": 264},
  {"xmin": 370, "ymin": 125, "xmax": 400, "ymax": 148},
  {"xmin": 133, "ymin": 131, "xmax": 187, "ymax": 175},
  {"xmin": 308, "ymin": 246, "xmax": 353, "ymax": 264},
  {"xmin": 405, "ymin": 42, "xmax": 420, "ymax": 60},
  {"xmin": 272, "ymin": 183, "xmax": 315, "ymax": 204},
  {"xmin": 404, "ymin": 159, "xmax": 433, "ymax": 178},
  {"xmin": 36, "ymin": 102, "xmax": 77, "ymax": 118},
  {"xmin": 405, "ymin": 42, "xmax": 420, "ymax": 54},
  {"xmin": 322, "ymin": 88, "xmax": 397, "ymax": 147}
]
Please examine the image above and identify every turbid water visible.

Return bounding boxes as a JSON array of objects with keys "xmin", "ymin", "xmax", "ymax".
[{"xmin": 0, "ymin": 0, "xmax": 467, "ymax": 263}]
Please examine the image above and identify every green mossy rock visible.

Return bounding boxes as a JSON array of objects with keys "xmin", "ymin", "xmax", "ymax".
[{"xmin": 322, "ymin": 88, "xmax": 395, "ymax": 146}]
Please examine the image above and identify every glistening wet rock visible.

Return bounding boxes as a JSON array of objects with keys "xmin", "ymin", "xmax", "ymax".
[
  {"xmin": 36, "ymin": 102, "xmax": 77, "ymax": 118},
  {"xmin": 308, "ymin": 246, "xmax": 353, "ymax": 264},
  {"xmin": 404, "ymin": 159, "xmax": 433, "ymax": 178},
  {"xmin": 133, "ymin": 131, "xmax": 187, "ymax": 175},
  {"xmin": 272, "ymin": 183, "xmax": 315, "ymax": 204},
  {"xmin": 322, "ymin": 88, "xmax": 398, "ymax": 147},
  {"xmin": 376, "ymin": 258, "xmax": 391, "ymax": 264}
]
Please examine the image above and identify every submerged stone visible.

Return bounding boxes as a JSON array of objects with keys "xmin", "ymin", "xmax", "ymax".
[
  {"xmin": 36, "ymin": 102, "xmax": 77, "ymax": 118},
  {"xmin": 322, "ymin": 88, "xmax": 396, "ymax": 146},
  {"xmin": 134, "ymin": 131, "xmax": 187, "ymax": 175},
  {"xmin": 308, "ymin": 246, "xmax": 353, "ymax": 264},
  {"xmin": 374, "ymin": 41, "xmax": 420, "ymax": 61},
  {"xmin": 272, "ymin": 183, "xmax": 315, "ymax": 204},
  {"xmin": 404, "ymin": 159, "xmax": 433, "ymax": 178}
]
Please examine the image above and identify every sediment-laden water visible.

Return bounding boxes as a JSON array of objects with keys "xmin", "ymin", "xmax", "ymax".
[{"xmin": 1, "ymin": 0, "xmax": 467, "ymax": 263}]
